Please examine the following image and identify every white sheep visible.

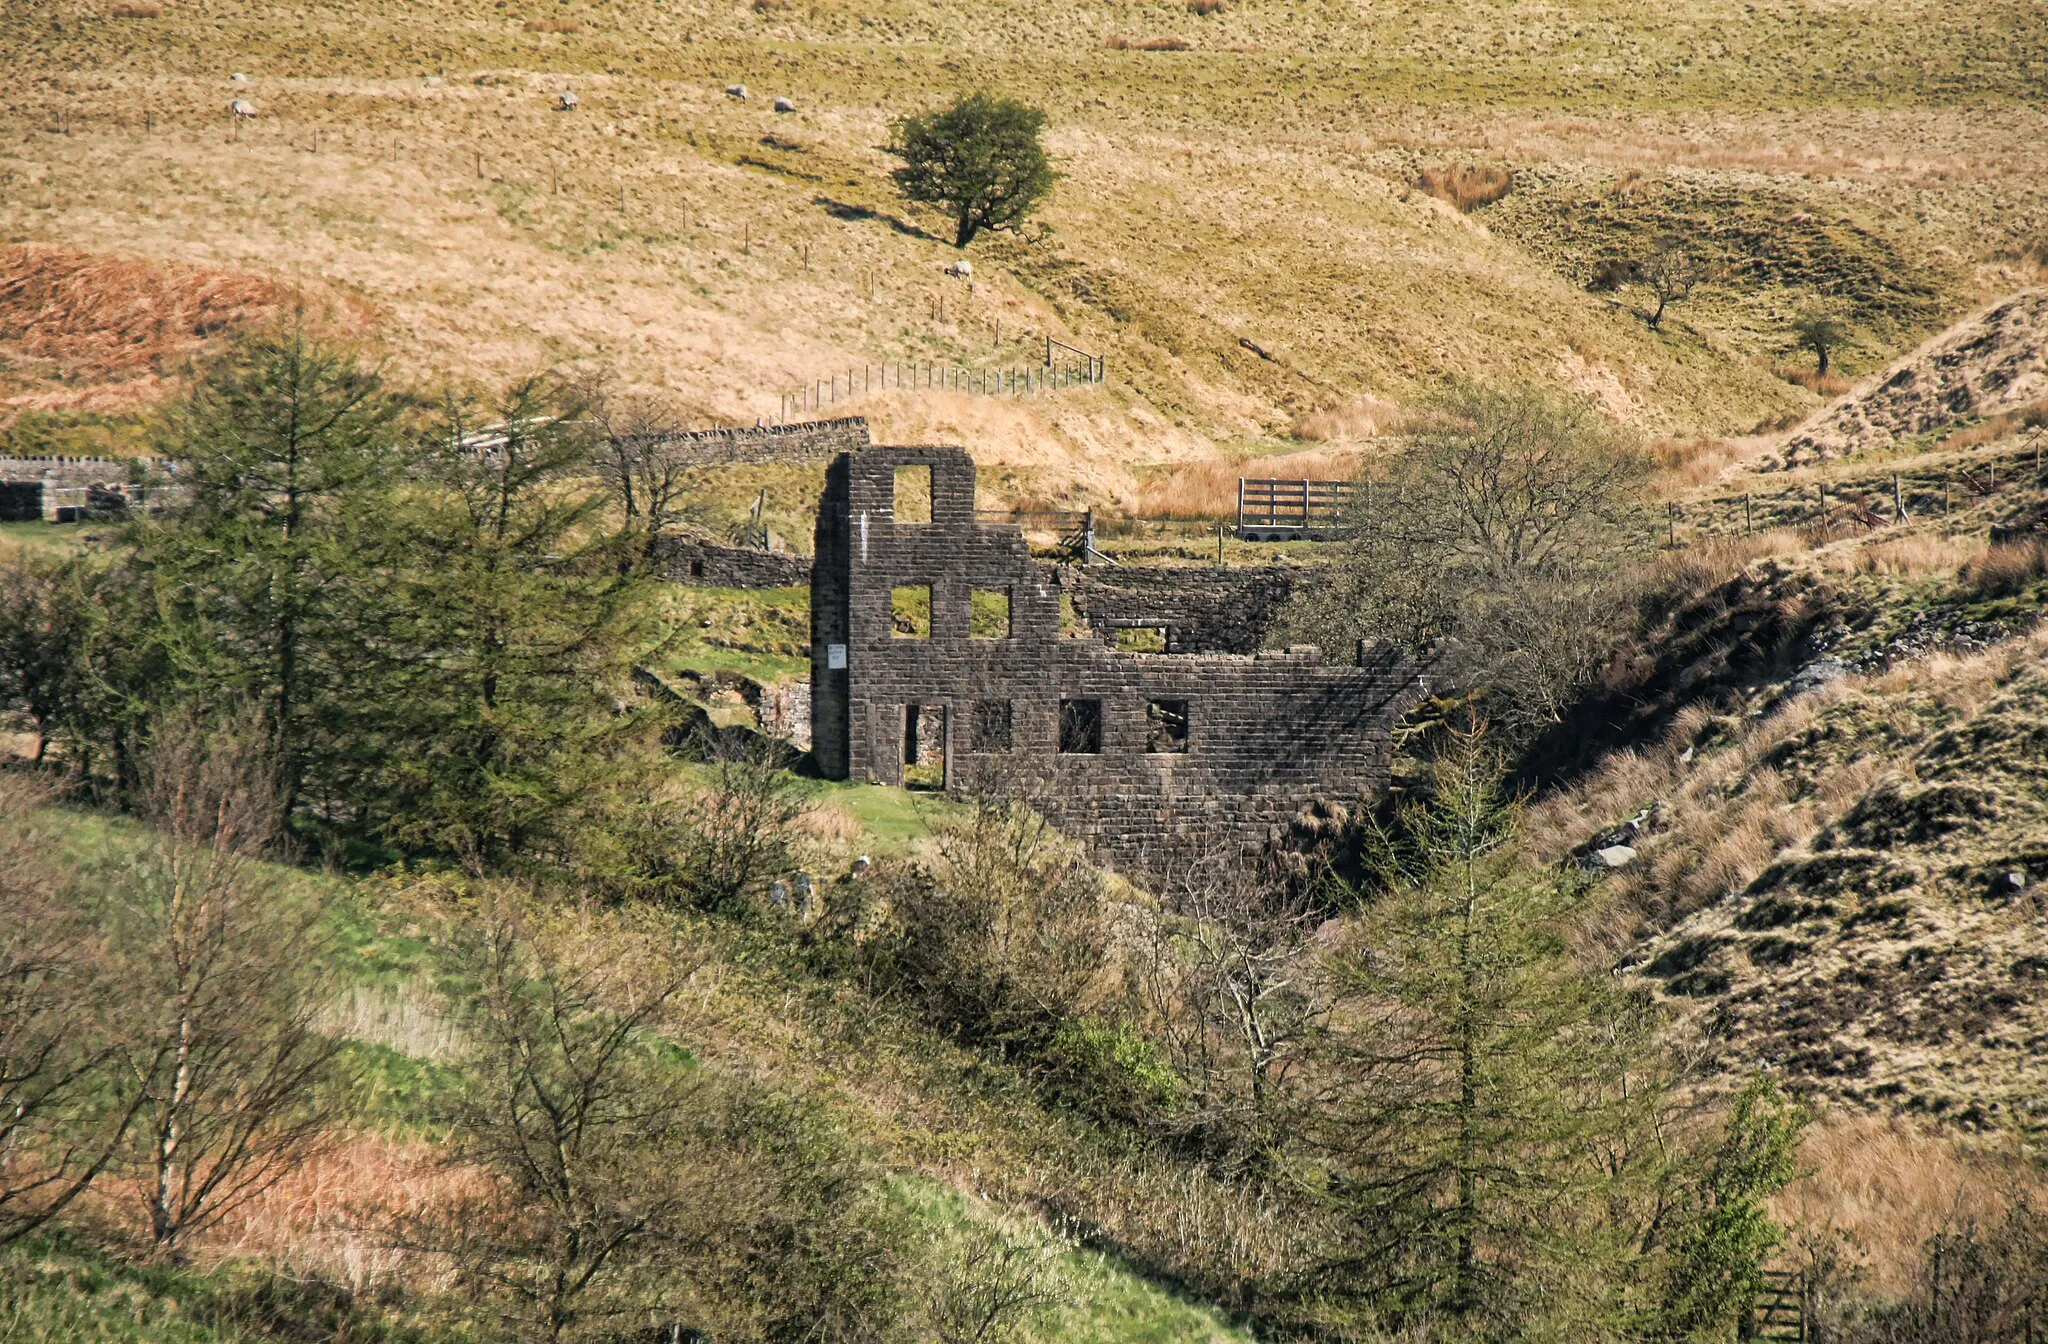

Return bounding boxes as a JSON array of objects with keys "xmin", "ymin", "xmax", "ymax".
[
  {"xmin": 229, "ymin": 99, "xmax": 258, "ymax": 119},
  {"xmin": 556, "ymin": 89, "xmax": 579, "ymax": 110},
  {"xmin": 773, "ymin": 96, "xmax": 795, "ymax": 113},
  {"xmin": 725, "ymin": 83, "xmax": 748, "ymax": 100}
]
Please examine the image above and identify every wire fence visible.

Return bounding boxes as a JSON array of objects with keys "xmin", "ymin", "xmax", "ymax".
[
  {"xmin": 1661, "ymin": 430, "xmax": 2048, "ymax": 547},
  {"xmin": 776, "ymin": 339, "xmax": 1105, "ymax": 422}
]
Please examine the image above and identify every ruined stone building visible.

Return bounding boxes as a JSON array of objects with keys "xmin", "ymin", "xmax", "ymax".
[{"xmin": 808, "ymin": 444, "xmax": 1433, "ymax": 868}]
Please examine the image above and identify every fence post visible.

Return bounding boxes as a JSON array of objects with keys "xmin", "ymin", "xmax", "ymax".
[
  {"xmin": 1668, "ymin": 502, "xmax": 1677, "ymax": 548},
  {"xmin": 1894, "ymin": 473, "xmax": 1905, "ymax": 520},
  {"xmin": 1745, "ymin": 493, "xmax": 1753, "ymax": 534},
  {"xmin": 1046, "ymin": 334, "xmax": 1053, "ymax": 368},
  {"xmin": 1945, "ymin": 475, "xmax": 1951, "ymax": 515}
]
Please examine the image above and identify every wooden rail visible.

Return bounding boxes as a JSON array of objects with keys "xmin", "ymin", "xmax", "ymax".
[{"xmin": 1236, "ymin": 478, "xmax": 1357, "ymax": 539}]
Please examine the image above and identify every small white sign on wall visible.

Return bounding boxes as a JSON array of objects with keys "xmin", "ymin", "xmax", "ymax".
[{"xmin": 826, "ymin": 644, "xmax": 847, "ymax": 670}]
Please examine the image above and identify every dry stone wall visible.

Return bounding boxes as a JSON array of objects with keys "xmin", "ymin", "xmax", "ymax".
[
  {"xmin": 810, "ymin": 445, "xmax": 1431, "ymax": 871},
  {"xmin": 653, "ymin": 536, "xmax": 813, "ymax": 588},
  {"xmin": 619, "ymin": 417, "xmax": 870, "ymax": 467}
]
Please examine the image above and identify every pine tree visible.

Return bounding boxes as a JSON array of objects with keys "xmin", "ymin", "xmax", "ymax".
[
  {"xmin": 141, "ymin": 320, "xmax": 405, "ymax": 821},
  {"xmin": 1311, "ymin": 727, "xmax": 1658, "ymax": 1337},
  {"xmin": 370, "ymin": 376, "xmax": 651, "ymax": 864}
]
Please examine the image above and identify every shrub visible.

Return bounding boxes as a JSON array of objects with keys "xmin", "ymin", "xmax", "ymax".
[
  {"xmin": 109, "ymin": 2, "xmax": 162, "ymax": 16},
  {"xmin": 1415, "ymin": 163, "xmax": 1513, "ymax": 212},
  {"xmin": 1138, "ymin": 34, "xmax": 1192, "ymax": 49},
  {"xmin": 1048, "ymin": 1016, "xmax": 1185, "ymax": 1123},
  {"xmin": 1188, "ymin": 0, "xmax": 1227, "ymax": 14}
]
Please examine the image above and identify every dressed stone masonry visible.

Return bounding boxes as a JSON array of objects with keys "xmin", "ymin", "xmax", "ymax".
[{"xmin": 809, "ymin": 445, "xmax": 1433, "ymax": 870}]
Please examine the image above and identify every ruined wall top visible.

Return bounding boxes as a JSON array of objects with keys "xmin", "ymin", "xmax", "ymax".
[{"xmin": 617, "ymin": 417, "xmax": 871, "ymax": 467}]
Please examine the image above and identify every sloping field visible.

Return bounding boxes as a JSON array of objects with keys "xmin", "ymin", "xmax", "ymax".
[{"xmin": 4, "ymin": 0, "xmax": 2044, "ymax": 501}]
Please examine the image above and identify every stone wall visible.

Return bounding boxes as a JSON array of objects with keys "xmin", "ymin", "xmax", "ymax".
[
  {"xmin": 1063, "ymin": 563, "xmax": 1304, "ymax": 654},
  {"xmin": 618, "ymin": 417, "xmax": 871, "ymax": 467},
  {"xmin": 653, "ymin": 536, "xmax": 813, "ymax": 588},
  {"xmin": 810, "ymin": 446, "xmax": 1431, "ymax": 871},
  {"xmin": 0, "ymin": 455, "xmax": 160, "ymax": 488}
]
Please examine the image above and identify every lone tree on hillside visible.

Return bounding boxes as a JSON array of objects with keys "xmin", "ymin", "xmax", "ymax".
[
  {"xmin": 1790, "ymin": 304, "xmax": 1850, "ymax": 376},
  {"xmin": 1638, "ymin": 235, "xmax": 1714, "ymax": 328},
  {"xmin": 888, "ymin": 92, "xmax": 1056, "ymax": 249}
]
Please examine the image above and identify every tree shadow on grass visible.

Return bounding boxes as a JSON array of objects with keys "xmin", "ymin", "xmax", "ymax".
[{"xmin": 813, "ymin": 195, "xmax": 937, "ymax": 241}]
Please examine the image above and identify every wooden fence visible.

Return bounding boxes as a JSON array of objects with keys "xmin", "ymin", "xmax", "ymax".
[{"xmin": 1236, "ymin": 478, "xmax": 1357, "ymax": 539}]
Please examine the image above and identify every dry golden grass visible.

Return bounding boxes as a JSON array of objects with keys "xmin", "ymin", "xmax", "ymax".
[
  {"xmin": 197, "ymin": 1134, "xmax": 467, "ymax": 1294},
  {"xmin": 1962, "ymin": 537, "xmax": 2048, "ymax": 595},
  {"xmin": 0, "ymin": 244, "xmax": 307, "ymax": 410},
  {"xmin": 1776, "ymin": 1114, "xmax": 2048, "ymax": 1296},
  {"xmin": 523, "ymin": 17, "xmax": 583, "ymax": 33},
  {"xmin": 1133, "ymin": 446, "xmax": 1370, "ymax": 518},
  {"xmin": 1292, "ymin": 395, "xmax": 1409, "ymax": 443},
  {"xmin": 1776, "ymin": 365, "xmax": 1854, "ymax": 397},
  {"xmin": 1847, "ymin": 531, "xmax": 1986, "ymax": 578},
  {"xmin": 1415, "ymin": 163, "xmax": 1513, "ymax": 213},
  {"xmin": 1102, "ymin": 35, "xmax": 1193, "ymax": 51}
]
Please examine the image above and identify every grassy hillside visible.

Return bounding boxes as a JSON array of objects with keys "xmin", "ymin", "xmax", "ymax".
[{"xmin": 5, "ymin": 0, "xmax": 2044, "ymax": 506}]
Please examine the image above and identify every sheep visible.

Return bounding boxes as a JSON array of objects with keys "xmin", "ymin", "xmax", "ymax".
[
  {"xmin": 725, "ymin": 83, "xmax": 749, "ymax": 99},
  {"xmin": 556, "ymin": 89, "xmax": 579, "ymax": 111},
  {"xmin": 944, "ymin": 259, "xmax": 974, "ymax": 278},
  {"xmin": 773, "ymin": 96, "xmax": 795, "ymax": 113},
  {"xmin": 230, "ymin": 72, "xmax": 250, "ymax": 83},
  {"xmin": 229, "ymin": 98, "xmax": 258, "ymax": 119}
]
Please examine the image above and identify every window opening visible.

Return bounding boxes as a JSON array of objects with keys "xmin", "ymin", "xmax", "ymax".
[
  {"xmin": 1058, "ymin": 698, "xmax": 1102, "ymax": 754},
  {"xmin": 905, "ymin": 703, "xmax": 947, "ymax": 790},
  {"xmin": 893, "ymin": 464, "xmax": 932, "ymax": 524},
  {"xmin": 970, "ymin": 588, "xmax": 1013, "ymax": 639},
  {"xmin": 891, "ymin": 584, "xmax": 931, "ymax": 638},
  {"xmin": 1146, "ymin": 699, "xmax": 1189, "ymax": 754},
  {"xmin": 688, "ymin": 558, "xmax": 705, "ymax": 579},
  {"xmin": 1114, "ymin": 625, "xmax": 1169, "ymax": 653}
]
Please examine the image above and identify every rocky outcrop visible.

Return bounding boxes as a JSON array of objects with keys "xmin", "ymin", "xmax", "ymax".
[{"xmin": 1776, "ymin": 289, "xmax": 2048, "ymax": 467}]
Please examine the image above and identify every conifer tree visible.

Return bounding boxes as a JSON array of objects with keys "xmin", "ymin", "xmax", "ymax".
[
  {"xmin": 372, "ymin": 376, "xmax": 650, "ymax": 864},
  {"xmin": 142, "ymin": 320, "xmax": 405, "ymax": 821},
  {"xmin": 1313, "ymin": 727, "xmax": 1657, "ymax": 1335}
]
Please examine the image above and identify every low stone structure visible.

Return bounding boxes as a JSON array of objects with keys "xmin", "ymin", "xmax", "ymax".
[
  {"xmin": 613, "ymin": 417, "xmax": 871, "ymax": 468},
  {"xmin": 808, "ymin": 444, "xmax": 1432, "ymax": 870},
  {"xmin": 654, "ymin": 536, "xmax": 813, "ymax": 588},
  {"xmin": 0, "ymin": 456, "xmax": 161, "ymax": 521}
]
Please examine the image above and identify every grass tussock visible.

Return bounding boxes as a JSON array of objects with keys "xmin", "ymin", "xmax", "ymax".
[
  {"xmin": 1187, "ymin": 0, "xmax": 1227, "ymax": 13},
  {"xmin": 108, "ymin": 2, "xmax": 162, "ymax": 16},
  {"xmin": 1942, "ymin": 399, "xmax": 2048, "ymax": 452},
  {"xmin": 1961, "ymin": 537, "xmax": 2048, "ymax": 597},
  {"xmin": 1102, "ymin": 34, "xmax": 1191, "ymax": 51},
  {"xmin": 1776, "ymin": 364, "xmax": 1854, "ymax": 397},
  {"xmin": 1293, "ymin": 394, "xmax": 1409, "ymax": 443},
  {"xmin": 524, "ymin": 17, "xmax": 584, "ymax": 32},
  {"xmin": 1415, "ymin": 163, "xmax": 1513, "ymax": 212},
  {"xmin": 1847, "ymin": 531, "xmax": 1986, "ymax": 578}
]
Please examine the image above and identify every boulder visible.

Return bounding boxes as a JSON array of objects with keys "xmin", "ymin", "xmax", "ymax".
[{"xmin": 1594, "ymin": 845, "xmax": 1638, "ymax": 870}]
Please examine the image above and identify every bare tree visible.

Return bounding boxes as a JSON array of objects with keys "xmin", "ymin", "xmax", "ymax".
[
  {"xmin": 925, "ymin": 1223, "xmax": 1062, "ymax": 1344},
  {"xmin": 588, "ymin": 384, "xmax": 709, "ymax": 565},
  {"xmin": 1283, "ymin": 382, "xmax": 1651, "ymax": 743},
  {"xmin": 392, "ymin": 895, "xmax": 720, "ymax": 1344},
  {"xmin": 0, "ymin": 776, "xmax": 138, "ymax": 1244},
  {"xmin": 1136, "ymin": 854, "xmax": 1328, "ymax": 1160},
  {"xmin": 1638, "ymin": 236, "xmax": 1713, "ymax": 328},
  {"xmin": 676, "ymin": 730, "xmax": 812, "ymax": 911},
  {"xmin": 112, "ymin": 715, "xmax": 351, "ymax": 1259}
]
